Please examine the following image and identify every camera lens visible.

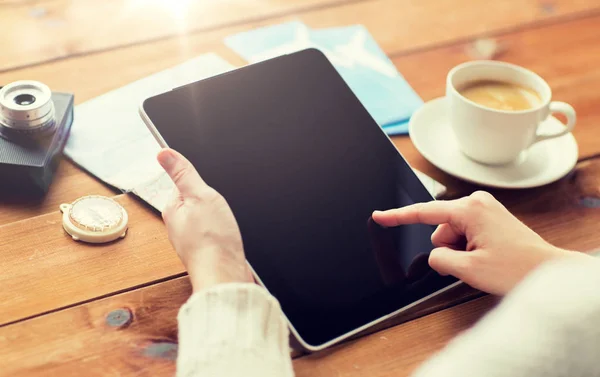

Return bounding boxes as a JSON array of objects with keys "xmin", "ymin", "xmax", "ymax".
[
  {"xmin": 0, "ymin": 80, "xmax": 55, "ymax": 137},
  {"xmin": 14, "ymin": 94, "xmax": 36, "ymax": 106}
]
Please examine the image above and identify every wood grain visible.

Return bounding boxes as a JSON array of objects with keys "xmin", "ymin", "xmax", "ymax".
[
  {"xmin": 0, "ymin": 274, "xmax": 493, "ymax": 377},
  {"xmin": 0, "ymin": 194, "xmax": 183, "ymax": 327},
  {"xmin": 0, "ymin": 277, "xmax": 191, "ymax": 377},
  {"xmin": 0, "ymin": 159, "xmax": 116, "ymax": 226},
  {"xmin": 391, "ymin": 13, "xmax": 600, "ymax": 163},
  {"xmin": 2, "ymin": 0, "xmax": 599, "ymax": 72},
  {"xmin": 502, "ymin": 158, "xmax": 600, "ymax": 253},
  {"xmin": 0, "ymin": 0, "xmax": 362, "ymax": 71}
]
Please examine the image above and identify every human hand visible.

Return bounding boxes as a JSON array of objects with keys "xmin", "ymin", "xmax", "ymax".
[
  {"xmin": 157, "ymin": 148, "xmax": 253, "ymax": 293},
  {"xmin": 372, "ymin": 191, "xmax": 572, "ymax": 295}
]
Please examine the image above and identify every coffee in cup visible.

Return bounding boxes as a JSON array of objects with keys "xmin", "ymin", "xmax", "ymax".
[
  {"xmin": 446, "ymin": 61, "xmax": 576, "ymax": 165},
  {"xmin": 458, "ymin": 80, "xmax": 541, "ymax": 111}
]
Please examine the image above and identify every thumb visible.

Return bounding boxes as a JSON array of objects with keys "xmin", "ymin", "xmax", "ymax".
[
  {"xmin": 157, "ymin": 148, "xmax": 206, "ymax": 197},
  {"xmin": 428, "ymin": 247, "xmax": 469, "ymax": 278}
]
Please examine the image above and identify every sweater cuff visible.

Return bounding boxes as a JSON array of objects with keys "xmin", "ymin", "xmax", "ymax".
[{"xmin": 176, "ymin": 283, "xmax": 293, "ymax": 375}]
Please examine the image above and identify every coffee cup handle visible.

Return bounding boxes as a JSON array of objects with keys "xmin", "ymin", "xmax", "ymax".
[{"xmin": 534, "ymin": 101, "xmax": 576, "ymax": 144}]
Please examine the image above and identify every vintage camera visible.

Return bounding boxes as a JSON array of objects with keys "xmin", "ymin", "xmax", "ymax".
[{"xmin": 0, "ymin": 81, "xmax": 74, "ymax": 195}]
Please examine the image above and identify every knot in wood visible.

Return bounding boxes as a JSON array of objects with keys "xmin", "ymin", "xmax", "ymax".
[
  {"xmin": 106, "ymin": 308, "xmax": 133, "ymax": 328},
  {"xmin": 143, "ymin": 342, "xmax": 178, "ymax": 360}
]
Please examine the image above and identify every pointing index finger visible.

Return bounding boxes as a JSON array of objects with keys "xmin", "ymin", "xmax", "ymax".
[{"xmin": 372, "ymin": 200, "xmax": 465, "ymax": 227}]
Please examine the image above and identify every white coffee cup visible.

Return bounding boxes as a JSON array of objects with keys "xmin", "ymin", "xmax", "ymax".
[{"xmin": 446, "ymin": 61, "xmax": 576, "ymax": 165}]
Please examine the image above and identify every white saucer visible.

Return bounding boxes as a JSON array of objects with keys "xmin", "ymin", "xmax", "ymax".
[{"xmin": 408, "ymin": 97, "xmax": 578, "ymax": 189}]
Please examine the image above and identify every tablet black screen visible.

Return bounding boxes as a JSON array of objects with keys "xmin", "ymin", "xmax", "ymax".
[{"xmin": 143, "ymin": 49, "xmax": 457, "ymax": 347}]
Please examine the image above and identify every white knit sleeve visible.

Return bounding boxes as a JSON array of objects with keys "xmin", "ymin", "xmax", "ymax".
[
  {"xmin": 176, "ymin": 283, "xmax": 295, "ymax": 377},
  {"xmin": 411, "ymin": 254, "xmax": 600, "ymax": 377}
]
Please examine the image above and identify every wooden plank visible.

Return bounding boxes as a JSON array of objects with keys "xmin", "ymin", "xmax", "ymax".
[
  {"xmin": 0, "ymin": 0, "xmax": 361, "ymax": 71},
  {"xmin": 4, "ymin": 156, "xmax": 600, "ymax": 375},
  {"xmin": 2, "ymin": 0, "xmax": 598, "ymax": 72},
  {"xmin": 0, "ymin": 275, "xmax": 493, "ymax": 377},
  {"xmin": 391, "ymin": 14, "xmax": 600, "ymax": 167},
  {"xmin": 0, "ymin": 277, "xmax": 191, "ymax": 377},
  {"xmin": 0, "ymin": 0, "xmax": 595, "ymax": 132},
  {"xmin": 502, "ymin": 158, "xmax": 600, "ymax": 253},
  {"xmin": 0, "ymin": 159, "xmax": 117, "ymax": 226},
  {"xmin": 0, "ymin": 194, "xmax": 182, "ymax": 327}
]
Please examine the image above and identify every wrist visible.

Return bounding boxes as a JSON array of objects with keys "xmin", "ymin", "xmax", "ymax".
[
  {"xmin": 556, "ymin": 246, "xmax": 598, "ymax": 260},
  {"xmin": 540, "ymin": 245, "xmax": 595, "ymax": 268},
  {"xmin": 184, "ymin": 246, "xmax": 253, "ymax": 293}
]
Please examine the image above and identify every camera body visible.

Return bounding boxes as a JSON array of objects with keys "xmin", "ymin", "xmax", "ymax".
[{"xmin": 0, "ymin": 81, "xmax": 74, "ymax": 195}]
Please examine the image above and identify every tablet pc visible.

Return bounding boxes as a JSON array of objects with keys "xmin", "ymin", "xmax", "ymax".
[{"xmin": 139, "ymin": 49, "xmax": 459, "ymax": 351}]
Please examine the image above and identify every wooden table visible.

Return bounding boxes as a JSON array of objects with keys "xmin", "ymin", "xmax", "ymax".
[{"xmin": 2, "ymin": 0, "xmax": 600, "ymax": 375}]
